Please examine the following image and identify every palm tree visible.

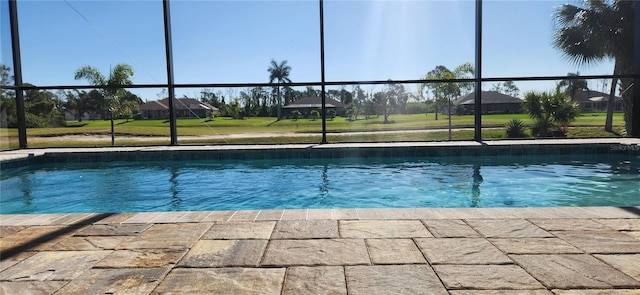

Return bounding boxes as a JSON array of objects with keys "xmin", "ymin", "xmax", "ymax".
[
  {"xmin": 74, "ymin": 64, "xmax": 134, "ymax": 145},
  {"xmin": 523, "ymin": 90, "xmax": 580, "ymax": 137},
  {"xmin": 557, "ymin": 72, "xmax": 589, "ymax": 101},
  {"xmin": 74, "ymin": 64, "xmax": 134, "ymax": 117},
  {"xmin": 552, "ymin": 0, "xmax": 634, "ymax": 133},
  {"xmin": 267, "ymin": 59, "xmax": 291, "ymax": 120}
]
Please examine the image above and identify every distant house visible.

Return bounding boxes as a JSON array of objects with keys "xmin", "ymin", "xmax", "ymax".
[
  {"xmin": 452, "ymin": 91, "xmax": 522, "ymax": 114},
  {"xmin": 283, "ymin": 96, "xmax": 347, "ymax": 118},
  {"xmin": 570, "ymin": 89, "xmax": 623, "ymax": 112},
  {"xmin": 139, "ymin": 98, "xmax": 218, "ymax": 119}
]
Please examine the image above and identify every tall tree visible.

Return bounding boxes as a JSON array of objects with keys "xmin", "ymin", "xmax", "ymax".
[
  {"xmin": 452, "ymin": 62, "xmax": 475, "ymax": 95},
  {"xmin": 74, "ymin": 64, "xmax": 135, "ymax": 119},
  {"xmin": 267, "ymin": 59, "xmax": 292, "ymax": 120},
  {"xmin": 74, "ymin": 64, "xmax": 134, "ymax": 145},
  {"xmin": 23, "ymin": 84, "xmax": 65, "ymax": 128},
  {"xmin": 62, "ymin": 89, "xmax": 103, "ymax": 121},
  {"xmin": 491, "ymin": 80, "xmax": 520, "ymax": 98},
  {"xmin": 557, "ymin": 72, "xmax": 588, "ymax": 101},
  {"xmin": 552, "ymin": 0, "xmax": 634, "ymax": 133},
  {"xmin": 419, "ymin": 63, "xmax": 475, "ymax": 120},
  {"xmin": 0, "ymin": 64, "xmax": 16, "ymax": 128}
]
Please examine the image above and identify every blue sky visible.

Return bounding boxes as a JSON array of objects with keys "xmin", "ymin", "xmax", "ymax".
[{"xmin": 1, "ymin": 0, "xmax": 615, "ymax": 100}]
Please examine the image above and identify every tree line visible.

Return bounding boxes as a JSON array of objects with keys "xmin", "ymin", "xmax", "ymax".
[{"xmin": 0, "ymin": 64, "xmax": 142, "ymax": 128}]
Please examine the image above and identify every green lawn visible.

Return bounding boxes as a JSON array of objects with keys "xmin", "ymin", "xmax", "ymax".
[{"xmin": 0, "ymin": 112, "xmax": 626, "ymax": 149}]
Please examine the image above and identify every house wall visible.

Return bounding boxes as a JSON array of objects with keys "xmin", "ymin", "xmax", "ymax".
[
  {"xmin": 141, "ymin": 108, "xmax": 212, "ymax": 119},
  {"xmin": 579, "ymin": 101, "xmax": 623, "ymax": 112},
  {"xmin": 458, "ymin": 103, "xmax": 522, "ymax": 115}
]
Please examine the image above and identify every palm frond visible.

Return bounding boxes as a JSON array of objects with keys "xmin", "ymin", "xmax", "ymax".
[{"xmin": 74, "ymin": 65, "xmax": 106, "ymax": 86}]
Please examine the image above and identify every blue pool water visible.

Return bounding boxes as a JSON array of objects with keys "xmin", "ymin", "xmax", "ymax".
[{"xmin": 1, "ymin": 154, "xmax": 639, "ymax": 214}]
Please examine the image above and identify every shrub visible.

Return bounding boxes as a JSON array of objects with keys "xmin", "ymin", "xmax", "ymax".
[
  {"xmin": 505, "ymin": 119, "xmax": 528, "ymax": 138},
  {"xmin": 309, "ymin": 109, "xmax": 320, "ymax": 120},
  {"xmin": 328, "ymin": 109, "xmax": 337, "ymax": 120},
  {"xmin": 291, "ymin": 109, "xmax": 302, "ymax": 120},
  {"xmin": 522, "ymin": 90, "xmax": 580, "ymax": 137}
]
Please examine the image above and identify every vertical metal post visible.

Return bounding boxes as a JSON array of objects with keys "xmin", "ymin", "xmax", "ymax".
[
  {"xmin": 8, "ymin": 0, "xmax": 26, "ymax": 148},
  {"xmin": 163, "ymin": 0, "xmax": 178, "ymax": 145},
  {"xmin": 448, "ymin": 98, "xmax": 452, "ymax": 140},
  {"xmin": 632, "ymin": 1, "xmax": 640, "ymax": 137},
  {"xmin": 319, "ymin": 0, "xmax": 327, "ymax": 144},
  {"xmin": 474, "ymin": 0, "xmax": 483, "ymax": 141},
  {"xmin": 110, "ymin": 111, "xmax": 115, "ymax": 146}
]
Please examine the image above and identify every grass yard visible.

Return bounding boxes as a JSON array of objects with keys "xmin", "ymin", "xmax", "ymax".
[{"xmin": 0, "ymin": 112, "xmax": 626, "ymax": 149}]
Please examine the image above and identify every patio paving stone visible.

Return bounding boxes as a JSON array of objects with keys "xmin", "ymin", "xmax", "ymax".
[
  {"xmin": 261, "ymin": 239, "xmax": 370, "ymax": 266},
  {"xmin": 95, "ymin": 248, "xmax": 188, "ymax": 268},
  {"xmin": 596, "ymin": 219, "xmax": 640, "ymax": 231},
  {"xmin": 0, "ymin": 226, "xmax": 27, "ymax": 238},
  {"xmin": 366, "ymin": 239, "xmax": 427, "ymax": 264},
  {"xmin": 594, "ymin": 254, "xmax": 640, "ymax": 281},
  {"xmin": 510, "ymin": 254, "xmax": 640, "ymax": 289},
  {"xmin": 282, "ymin": 266, "xmax": 347, "ymax": 295},
  {"xmin": 0, "ymin": 225, "xmax": 81, "ymax": 252},
  {"xmin": 151, "ymin": 267, "xmax": 285, "ymax": 295},
  {"xmin": 415, "ymin": 238, "xmax": 512, "ymax": 265},
  {"xmin": 345, "ymin": 265, "xmax": 448, "ymax": 295},
  {"xmin": 74, "ymin": 223, "xmax": 151, "ymax": 236},
  {"xmin": 433, "ymin": 264, "xmax": 545, "ymax": 290},
  {"xmin": 552, "ymin": 290, "xmax": 640, "ymax": 295},
  {"xmin": 552, "ymin": 230, "xmax": 640, "ymax": 253},
  {"xmin": 466, "ymin": 219, "xmax": 553, "ymax": 238},
  {"xmin": 202, "ymin": 221, "xmax": 275, "ymax": 240},
  {"xmin": 529, "ymin": 218, "xmax": 614, "ymax": 231},
  {"xmin": 271, "ymin": 220, "xmax": 338, "ymax": 239},
  {"xmin": 117, "ymin": 223, "xmax": 212, "ymax": 249},
  {"xmin": 448, "ymin": 291, "xmax": 552, "ymax": 295},
  {"xmin": 1, "ymin": 202, "xmax": 639, "ymax": 294},
  {"xmin": 489, "ymin": 238, "xmax": 583, "ymax": 254},
  {"xmin": 339, "ymin": 220, "xmax": 432, "ymax": 238},
  {"xmin": 0, "ymin": 251, "xmax": 36, "ymax": 272},
  {"xmin": 628, "ymin": 231, "xmax": 640, "ymax": 240},
  {"xmin": 53, "ymin": 268, "xmax": 168, "ymax": 295},
  {"xmin": 0, "ymin": 281, "xmax": 68, "ymax": 295},
  {"xmin": 178, "ymin": 240, "xmax": 267, "ymax": 267},
  {"xmin": 46, "ymin": 235, "xmax": 132, "ymax": 251},
  {"xmin": 0, "ymin": 250, "xmax": 111, "ymax": 281},
  {"xmin": 422, "ymin": 219, "xmax": 481, "ymax": 238}
]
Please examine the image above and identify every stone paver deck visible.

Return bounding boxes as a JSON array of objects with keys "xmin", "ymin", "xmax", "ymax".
[{"xmin": 1, "ymin": 207, "xmax": 640, "ymax": 294}]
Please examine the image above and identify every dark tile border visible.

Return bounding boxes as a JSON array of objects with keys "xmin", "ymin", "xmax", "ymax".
[{"xmin": 1, "ymin": 142, "xmax": 638, "ymax": 169}]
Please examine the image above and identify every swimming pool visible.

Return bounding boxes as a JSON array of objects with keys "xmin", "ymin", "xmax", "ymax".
[{"xmin": 2, "ymin": 144, "xmax": 639, "ymax": 214}]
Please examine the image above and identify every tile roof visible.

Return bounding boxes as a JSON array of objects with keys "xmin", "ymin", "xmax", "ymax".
[{"xmin": 140, "ymin": 98, "xmax": 218, "ymax": 111}]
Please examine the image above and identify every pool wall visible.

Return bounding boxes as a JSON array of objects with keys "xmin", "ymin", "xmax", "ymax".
[{"xmin": 2, "ymin": 140, "xmax": 639, "ymax": 170}]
